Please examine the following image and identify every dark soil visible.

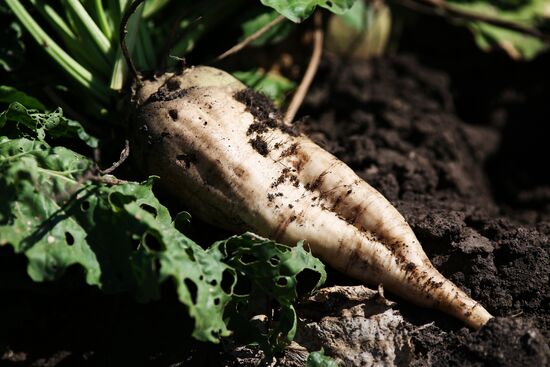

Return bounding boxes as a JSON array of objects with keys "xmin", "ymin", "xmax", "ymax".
[{"xmin": 299, "ymin": 51, "xmax": 550, "ymax": 365}]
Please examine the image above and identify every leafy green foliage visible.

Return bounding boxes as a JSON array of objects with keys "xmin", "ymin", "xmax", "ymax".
[
  {"xmin": 0, "ymin": 136, "xmax": 235, "ymax": 342},
  {"xmin": 213, "ymin": 234, "xmax": 326, "ymax": 352},
  {"xmin": 233, "ymin": 69, "xmax": 296, "ymax": 107},
  {"xmin": 447, "ymin": 0, "xmax": 549, "ymax": 59},
  {"xmin": 0, "ymin": 136, "xmax": 328, "ymax": 346},
  {"xmin": 306, "ymin": 349, "xmax": 339, "ymax": 367},
  {"xmin": 261, "ymin": 0, "xmax": 358, "ymax": 22},
  {"xmin": 0, "ymin": 85, "xmax": 45, "ymax": 110},
  {"xmin": 0, "ymin": 98, "xmax": 98, "ymax": 148},
  {"xmin": 0, "ymin": 87, "xmax": 329, "ymax": 349}
]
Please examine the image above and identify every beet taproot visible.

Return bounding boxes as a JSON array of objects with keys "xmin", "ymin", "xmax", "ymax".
[{"xmin": 130, "ymin": 65, "xmax": 492, "ymax": 329}]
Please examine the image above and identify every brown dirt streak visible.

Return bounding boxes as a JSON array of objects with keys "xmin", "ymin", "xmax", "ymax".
[{"xmin": 271, "ymin": 214, "xmax": 295, "ymax": 241}]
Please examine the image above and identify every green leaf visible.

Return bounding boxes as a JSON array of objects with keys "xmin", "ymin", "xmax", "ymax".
[
  {"xmin": 468, "ymin": 21, "xmax": 546, "ymax": 60},
  {"xmin": 446, "ymin": 0, "xmax": 549, "ymax": 60},
  {"xmin": 260, "ymin": 0, "xmax": 357, "ymax": 22},
  {"xmin": 241, "ymin": 10, "xmax": 294, "ymax": 46},
  {"xmin": 0, "ymin": 102, "xmax": 98, "ymax": 147},
  {"xmin": 0, "ymin": 137, "xmax": 234, "ymax": 343},
  {"xmin": 212, "ymin": 233, "xmax": 326, "ymax": 352},
  {"xmin": 0, "ymin": 85, "xmax": 45, "ymax": 110},
  {"xmin": 233, "ymin": 69, "xmax": 296, "ymax": 108},
  {"xmin": 306, "ymin": 349, "xmax": 339, "ymax": 367}
]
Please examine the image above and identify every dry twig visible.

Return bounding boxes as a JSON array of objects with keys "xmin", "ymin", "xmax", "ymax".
[
  {"xmin": 284, "ymin": 12, "xmax": 323, "ymax": 125},
  {"xmin": 215, "ymin": 15, "xmax": 287, "ymax": 62},
  {"xmin": 100, "ymin": 140, "xmax": 130, "ymax": 174}
]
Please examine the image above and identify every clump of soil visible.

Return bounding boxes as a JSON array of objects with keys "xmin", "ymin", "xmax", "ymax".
[
  {"xmin": 234, "ymin": 89, "xmax": 279, "ymax": 134},
  {"xmin": 234, "ymin": 88, "xmax": 300, "ymax": 158},
  {"xmin": 300, "ymin": 54, "xmax": 550, "ymax": 365}
]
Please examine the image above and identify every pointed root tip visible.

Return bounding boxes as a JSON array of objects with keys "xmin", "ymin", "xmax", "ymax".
[{"xmin": 462, "ymin": 302, "xmax": 493, "ymax": 330}]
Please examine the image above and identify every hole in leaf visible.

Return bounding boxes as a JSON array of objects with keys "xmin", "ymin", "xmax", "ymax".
[
  {"xmin": 214, "ymin": 298, "xmax": 220, "ymax": 306},
  {"xmin": 210, "ymin": 279, "xmax": 217, "ymax": 286},
  {"xmin": 140, "ymin": 203, "xmax": 157, "ymax": 217},
  {"xmin": 185, "ymin": 247, "xmax": 195, "ymax": 261},
  {"xmin": 296, "ymin": 269, "xmax": 321, "ymax": 296},
  {"xmin": 239, "ymin": 253, "xmax": 258, "ymax": 265},
  {"xmin": 64, "ymin": 232, "xmax": 74, "ymax": 246},
  {"xmin": 144, "ymin": 232, "xmax": 162, "ymax": 251},
  {"xmin": 39, "ymin": 144, "xmax": 47, "ymax": 151},
  {"xmin": 232, "ymin": 272, "xmax": 251, "ymax": 296},
  {"xmin": 268, "ymin": 256, "xmax": 280, "ymax": 266},
  {"xmin": 276, "ymin": 276, "xmax": 288, "ymax": 287},
  {"xmin": 108, "ymin": 192, "xmax": 133, "ymax": 210},
  {"xmin": 221, "ymin": 269, "xmax": 235, "ymax": 294},
  {"xmin": 184, "ymin": 278, "xmax": 198, "ymax": 304},
  {"xmin": 326, "ymin": 1, "xmax": 333, "ymax": 7},
  {"xmin": 80, "ymin": 200, "xmax": 90, "ymax": 211}
]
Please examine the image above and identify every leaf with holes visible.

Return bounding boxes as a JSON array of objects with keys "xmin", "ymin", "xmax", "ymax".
[
  {"xmin": 0, "ymin": 137, "xmax": 234, "ymax": 343},
  {"xmin": 0, "ymin": 100, "xmax": 97, "ymax": 147},
  {"xmin": 260, "ymin": 0, "xmax": 357, "ymax": 22},
  {"xmin": 211, "ymin": 233, "xmax": 326, "ymax": 352}
]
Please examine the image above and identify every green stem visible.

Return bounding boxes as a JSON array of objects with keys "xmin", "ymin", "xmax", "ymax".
[
  {"xmin": 30, "ymin": 0, "xmax": 76, "ymax": 40},
  {"xmin": 110, "ymin": 1, "xmax": 144, "ymax": 91},
  {"xmin": 139, "ymin": 24, "xmax": 156, "ymax": 68},
  {"xmin": 94, "ymin": 0, "xmax": 113, "ymax": 40},
  {"xmin": 65, "ymin": 0, "xmax": 111, "ymax": 54},
  {"xmin": 106, "ymin": 1, "xmax": 122, "ymax": 33},
  {"xmin": 29, "ymin": 0, "xmax": 111, "ymax": 77},
  {"xmin": 134, "ymin": 35, "xmax": 148, "ymax": 70},
  {"xmin": 5, "ymin": 0, "xmax": 110, "ymax": 103}
]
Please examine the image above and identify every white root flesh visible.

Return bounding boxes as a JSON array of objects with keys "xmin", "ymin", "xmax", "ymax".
[{"xmin": 130, "ymin": 66, "xmax": 493, "ymax": 329}]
